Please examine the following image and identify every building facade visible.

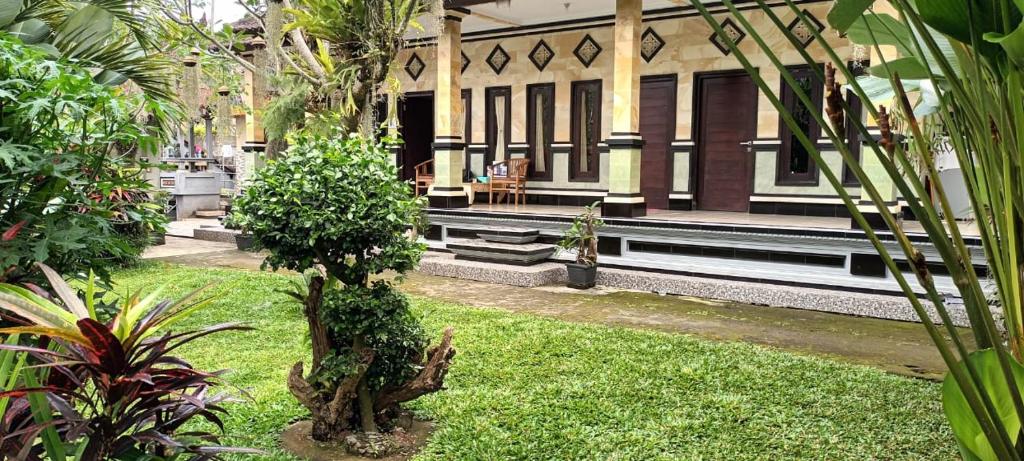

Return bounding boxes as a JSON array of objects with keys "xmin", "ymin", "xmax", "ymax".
[{"xmin": 389, "ymin": 0, "xmax": 899, "ymax": 220}]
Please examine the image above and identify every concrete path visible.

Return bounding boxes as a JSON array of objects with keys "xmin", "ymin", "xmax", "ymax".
[{"xmin": 144, "ymin": 237, "xmax": 964, "ymax": 380}]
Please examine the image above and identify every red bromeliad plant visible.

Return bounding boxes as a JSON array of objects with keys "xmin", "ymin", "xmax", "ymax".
[{"xmin": 0, "ymin": 264, "xmax": 258, "ymax": 460}]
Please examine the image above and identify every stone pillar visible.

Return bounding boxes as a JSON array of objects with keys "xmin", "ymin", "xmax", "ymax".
[
  {"xmin": 853, "ymin": 2, "xmax": 899, "ymax": 230},
  {"xmin": 428, "ymin": 8, "xmax": 470, "ymax": 208},
  {"xmin": 603, "ymin": 0, "xmax": 646, "ymax": 218}
]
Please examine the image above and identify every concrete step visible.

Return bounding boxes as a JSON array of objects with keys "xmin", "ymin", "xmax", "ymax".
[
  {"xmin": 477, "ymin": 227, "xmax": 540, "ymax": 244},
  {"xmin": 447, "ymin": 238, "xmax": 556, "ymax": 265},
  {"xmin": 420, "ymin": 252, "xmax": 565, "ymax": 287},
  {"xmin": 195, "ymin": 209, "xmax": 225, "ymax": 218}
]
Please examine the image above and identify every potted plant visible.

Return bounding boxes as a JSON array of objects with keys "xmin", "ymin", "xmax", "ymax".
[
  {"xmin": 224, "ymin": 212, "xmax": 255, "ymax": 251},
  {"xmin": 558, "ymin": 201, "xmax": 604, "ymax": 289}
]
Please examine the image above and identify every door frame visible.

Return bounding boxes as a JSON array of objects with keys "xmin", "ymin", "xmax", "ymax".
[
  {"xmin": 690, "ymin": 69, "xmax": 759, "ymax": 211},
  {"xmin": 398, "ymin": 91, "xmax": 434, "ymax": 181},
  {"xmin": 639, "ymin": 73, "xmax": 677, "ymax": 209}
]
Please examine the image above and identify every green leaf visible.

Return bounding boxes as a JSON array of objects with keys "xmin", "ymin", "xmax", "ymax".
[
  {"xmin": 826, "ymin": 0, "xmax": 875, "ymax": 33},
  {"xmin": 0, "ymin": 0, "xmax": 21, "ymax": 28},
  {"xmin": 6, "ymin": 19, "xmax": 50, "ymax": 44},
  {"xmin": 918, "ymin": 0, "xmax": 1008, "ymax": 59},
  {"xmin": 24, "ymin": 368, "xmax": 65, "ymax": 461},
  {"xmin": 867, "ymin": 57, "xmax": 930, "ymax": 80},
  {"xmin": 984, "ymin": 21, "xmax": 1024, "ymax": 67},
  {"xmin": 55, "ymin": 5, "xmax": 114, "ymax": 58},
  {"xmin": 846, "ymin": 14, "xmax": 913, "ymax": 57},
  {"xmin": 942, "ymin": 349, "xmax": 1024, "ymax": 461}
]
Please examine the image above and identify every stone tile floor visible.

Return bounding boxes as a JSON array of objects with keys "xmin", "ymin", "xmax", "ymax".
[{"xmin": 143, "ymin": 236, "xmax": 966, "ymax": 380}]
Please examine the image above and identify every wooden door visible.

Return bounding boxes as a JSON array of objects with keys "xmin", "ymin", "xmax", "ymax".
[
  {"xmin": 639, "ymin": 76, "xmax": 676, "ymax": 210},
  {"xmin": 398, "ymin": 92, "xmax": 434, "ymax": 181},
  {"xmin": 695, "ymin": 72, "xmax": 757, "ymax": 212}
]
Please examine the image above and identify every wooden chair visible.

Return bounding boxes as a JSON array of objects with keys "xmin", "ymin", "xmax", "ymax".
[
  {"xmin": 414, "ymin": 159, "xmax": 433, "ymax": 196},
  {"xmin": 489, "ymin": 158, "xmax": 530, "ymax": 205}
]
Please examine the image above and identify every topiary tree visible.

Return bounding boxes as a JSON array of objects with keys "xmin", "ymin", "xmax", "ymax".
[{"xmin": 233, "ymin": 128, "xmax": 453, "ymax": 449}]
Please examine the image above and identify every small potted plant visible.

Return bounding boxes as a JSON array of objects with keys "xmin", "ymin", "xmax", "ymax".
[
  {"xmin": 558, "ymin": 201, "xmax": 604, "ymax": 289},
  {"xmin": 224, "ymin": 212, "xmax": 256, "ymax": 251}
]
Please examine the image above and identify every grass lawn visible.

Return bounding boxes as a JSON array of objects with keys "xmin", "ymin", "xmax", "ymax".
[{"xmin": 113, "ymin": 263, "xmax": 955, "ymax": 460}]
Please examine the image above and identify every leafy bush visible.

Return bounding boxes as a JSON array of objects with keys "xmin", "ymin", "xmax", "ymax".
[
  {"xmin": 0, "ymin": 35, "xmax": 168, "ymax": 285},
  {"xmin": 558, "ymin": 201, "xmax": 604, "ymax": 266},
  {"xmin": 235, "ymin": 130, "xmax": 454, "ymax": 446},
  {"xmin": 0, "ymin": 264, "xmax": 255, "ymax": 459}
]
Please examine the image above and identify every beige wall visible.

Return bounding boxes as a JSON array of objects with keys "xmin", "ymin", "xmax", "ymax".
[{"xmin": 392, "ymin": 2, "xmax": 858, "ymax": 198}]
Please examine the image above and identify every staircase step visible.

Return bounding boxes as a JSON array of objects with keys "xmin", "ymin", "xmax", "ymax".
[
  {"xmin": 195, "ymin": 209, "xmax": 225, "ymax": 218},
  {"xmin": 475, "ymin": 227, "xmax": 540, "ymax": 244},
  {"xmin": 447, "ymin": 238, "xmax": 556, "ymax": 266}
]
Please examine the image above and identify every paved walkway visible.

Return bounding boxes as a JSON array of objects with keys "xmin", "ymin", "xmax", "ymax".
[{"xmin": 144, "ymin": 237, "xmax": 964, "ymax": 380}]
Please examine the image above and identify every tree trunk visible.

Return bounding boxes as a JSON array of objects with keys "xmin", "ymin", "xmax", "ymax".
[
  {"xmin": 304, "ymin": 275, "xmax": 331, "ymax": 366},
  {"xmin": 374, "ymin": 327, "xmax": 456, "ymax": 413},
  {"xmin": 353, "ymin": 334, "xmax": 379, "ymax": 433}
]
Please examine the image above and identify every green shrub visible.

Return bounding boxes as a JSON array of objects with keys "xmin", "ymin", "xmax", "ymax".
[{"xmin": 235, "ymin": 129, "xmax": 453, "ymax": 445}]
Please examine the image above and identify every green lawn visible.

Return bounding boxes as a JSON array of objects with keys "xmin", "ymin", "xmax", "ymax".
[{"xmin": 113, "ymin": 264, "xmax": 956, "ymax": 460}]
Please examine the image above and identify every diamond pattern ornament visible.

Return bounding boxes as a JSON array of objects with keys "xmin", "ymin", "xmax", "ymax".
[
  {"xmin": 405, "ymin": 53, "xmax": 425, "ymax": 81},
  {"xmin": 461, "ymin": 51, "xmax": 470, "ymax": 74},
  {"xmin": 487, "ymin": 44, "xmax": 510, "ymax": 75},
  {"xmin": 573, "ymin": 34, "xmax": 602, "ymax": 68},
  {"xmin": 709, "ymin": 18, "xmax": 746, "ymax": 55},
  {"xmin": 787, "ymin": 10, "xmax": 825, "ymax": 48},
  {"xmin": 640, "ymin": 27, "xmax": 665, "ymax": 63},
  {"xmin": 529, "ymin": 40, "xmax": 555, "ymax": 71}
]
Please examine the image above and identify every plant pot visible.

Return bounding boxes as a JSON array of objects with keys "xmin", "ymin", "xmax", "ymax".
[
  {"xmin": 235, "ymin": 233, "xmax": 256, "ymax": 251},
  {"xmin": 151, "ymin": 232, "xmax": 166, "ymax": 246},
  {"xmin": 565, "ymin": 263, "xmax": 597, "ymax": 289}
]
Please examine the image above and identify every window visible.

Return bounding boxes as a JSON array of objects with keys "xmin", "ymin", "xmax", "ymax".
[
  {"xmin": 843, "ymin": 61, "xmax": 868, "ymax": 186},
  {"xmin": 571, "ymin": 80, "xmax": 601, "ymax": 180},
  {"xmin": 485, "ymin": 86, "xmax": 511, "ymax": 166},
  {"xmin": 777, "ymin": 65, "xmax": 823, "ymax": 185},
  {"xmin": 526, "ymin": 83, "xmax": 554, "ymax": 180}
]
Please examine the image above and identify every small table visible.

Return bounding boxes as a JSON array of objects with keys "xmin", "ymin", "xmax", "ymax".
[{"xmin": 464, "ymin": 180, "xmax": 491, "ymax": 205}]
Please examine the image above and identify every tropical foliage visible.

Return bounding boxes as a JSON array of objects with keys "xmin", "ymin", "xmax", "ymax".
[
  {"xmin": 558, "ymin": 202, "xmax": 604, "ymax": 266},
  {"xmin": 164, "ymin": 0, "xmax": 428, "ymax": 143},
  {"xmin": 0, "ymin": 264, "xmax": 255, "ymax": 459},
  {"xmin": 234, "ymin": 130, "xmax": 453, "ymax": 449},
  {"xmin": 686, "ymin": 0, "xmax": 1024, "ymax": 458},
  {"xmin": 0, "ymin": 0, "xmax": 174, "ymax": 103},
  {"xmin": 0, "ymin": 36, "xmax": 168, "ymax": 286}
]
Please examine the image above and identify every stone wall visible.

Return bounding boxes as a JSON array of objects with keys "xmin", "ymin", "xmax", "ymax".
[{"xmin": 392, "ymin": 1, "xmax": 872, "ymax": 202}]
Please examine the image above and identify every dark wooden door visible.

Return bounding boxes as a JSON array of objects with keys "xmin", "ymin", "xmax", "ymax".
[
  {"xmin": 695, "ymin": 72, "xmax": 757, "ymax": 212},
  {"xmin": 398, "ymin": 93, "xmax": 434, "ymax": 181},
  {"xmin": 639, "ymin": 76, "xmax": 676, "ymax": 210}
]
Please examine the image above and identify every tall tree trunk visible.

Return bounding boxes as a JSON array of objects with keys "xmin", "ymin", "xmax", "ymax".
[
  {"xmin": 353, "ymin": 334, "xmax": 379, "ymax": 433},
  {"xmin": 305, "ymin": 275, "xmax": 331, "ymax": 368}
]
